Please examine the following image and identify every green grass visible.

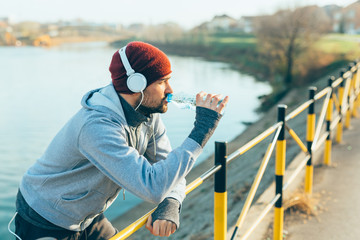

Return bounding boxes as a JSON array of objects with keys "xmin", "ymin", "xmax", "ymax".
[
  {"xmin": 315, "ymin": 34, "xmax": 360, "ymax": 57},
  {"xmin": 207, "ymin": 33, "xmax": 360, "ymax": 58},
  {"xmin": 209, "ymin": 36, "xmax": 257, "ymax": 44},
  {"xmin": 208, "ymin": 33, "xmax": 359, "ymax": 59},
  {"xmin": 207, "ymin": 35, "xmax": 257, "ymax": 50}
]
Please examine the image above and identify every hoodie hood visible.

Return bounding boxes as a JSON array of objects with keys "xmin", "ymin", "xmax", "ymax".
[{"xmin": 81, "ymin": 84, "xmax": 127, "ymax": 123}]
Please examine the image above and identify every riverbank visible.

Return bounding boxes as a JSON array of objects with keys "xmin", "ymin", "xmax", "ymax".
[
  {"xmin": 50, "ymin": 36, "xmax": 120, "ymax": 46},
  {"xmin": 111, "ymin": 65, "xmax": 348, "ymax": 239}
]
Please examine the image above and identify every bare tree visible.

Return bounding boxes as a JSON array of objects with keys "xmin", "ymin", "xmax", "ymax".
[{"xmin": 255, "ymin": 6, "xmax": 331, "ymax": 86}]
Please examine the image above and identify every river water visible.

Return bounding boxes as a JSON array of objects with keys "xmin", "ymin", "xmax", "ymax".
[{"xmin": 0, "ymin": 42, "xmax": 271, "ymax": 238}]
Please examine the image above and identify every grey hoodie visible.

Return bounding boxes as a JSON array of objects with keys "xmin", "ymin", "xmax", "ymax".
[{"xmin": 19, "ymin": 84, "xmax": 202, "ymax": 231}]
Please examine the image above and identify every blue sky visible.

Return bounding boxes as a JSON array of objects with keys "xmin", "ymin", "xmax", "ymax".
[{"xmin": 1, "ymin": 0, "xmax": 357, "ymax": 28}]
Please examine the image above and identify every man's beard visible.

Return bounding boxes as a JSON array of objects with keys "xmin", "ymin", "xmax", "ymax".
[{"xmin": 137, "ymin": 94, "xmax": 168, "ymax": 116}]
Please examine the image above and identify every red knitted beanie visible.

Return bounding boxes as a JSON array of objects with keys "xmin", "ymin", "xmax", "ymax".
[{"xmin": 109, "ymin": 41, "xmax": 172, "ymax": 94}]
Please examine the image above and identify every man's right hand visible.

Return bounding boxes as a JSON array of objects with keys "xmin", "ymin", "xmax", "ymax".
[
  {"xmin": 195, "ymin": 91, "xmax": 229, "ymax": 114},
  {"xmin": 188, "ymin": 92, "xmax": 229, "ymax": 148}
]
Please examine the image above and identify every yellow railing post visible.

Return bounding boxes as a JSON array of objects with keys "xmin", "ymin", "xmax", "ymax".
[
  {"xmin": 324, "ymin": 77, "xmax": 334, "ymax": 166},
  {"xmin": 353, "ymin": 61, "xmax": 359, "ymax": 117},
  {"xmin": 214, "ymin": 141, "xmax": 227, "ymax": 240},
  {"xmin": 305, "ymin": 87, "xmax": 316, "ymax": 194},
  {"xmin": 274, "ymin": 105, "xmax": 287, "ymax": 240},
  {"xmin": 356, "ymin": 61, "xmax": 360, "ymax": 103},
  {"xmin": 336, "ymin": 70, "xmax": 345, "ymax": 143},
  {"xmin": 345, "ymin": 64, "xmax": 354, "ymax": 128}
]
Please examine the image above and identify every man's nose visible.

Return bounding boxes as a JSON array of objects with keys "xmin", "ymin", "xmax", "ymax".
[{"xmin": 165, "ymin": 83, "xmax": 173, "ymax": 94}]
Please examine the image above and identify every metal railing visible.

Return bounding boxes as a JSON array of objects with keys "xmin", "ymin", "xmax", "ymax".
[{"xmin": 110, "ymin": 60, "xmax": 360, "ymax": 240}]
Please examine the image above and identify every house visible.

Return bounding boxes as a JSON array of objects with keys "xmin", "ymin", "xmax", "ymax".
[
  {"xmin": 196, "ymin": 14, "xmax": 239, "ymax": 32},
  {"xmin": 238, "ymin": 16, "xmax": 258, "ymax": 33},
  {"xmin": 209, "ymin": 14, "xmax": 238, "ymax": 31},
  {"xmin": 333, "ymin": 0, "xmax": 360, "ymax": 34}
]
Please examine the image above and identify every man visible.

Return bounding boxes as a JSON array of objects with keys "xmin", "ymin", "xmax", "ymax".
[{"xmin": 13, "ymin": 41, "xmax": 228, "ymax": 239}]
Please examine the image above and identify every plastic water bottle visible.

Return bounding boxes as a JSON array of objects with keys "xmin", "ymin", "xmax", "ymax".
[
  {"xmin": 167, "ymin": 93, "xmax": 224, "ymax": 111},
  {"xmin": 167, "ymin": 93, "xmax": 196, "ymax": 110}
]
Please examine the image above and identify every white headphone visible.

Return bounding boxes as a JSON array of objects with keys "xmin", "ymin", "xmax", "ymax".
[{"xmin": 119, "ymin": 46, "xmax": 147, "ymax": 93}]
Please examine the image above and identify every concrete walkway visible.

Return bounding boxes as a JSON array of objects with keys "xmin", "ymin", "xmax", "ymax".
[{"xmin": 286, "ymin": 116, "xmax": 360, "ymax": 240}]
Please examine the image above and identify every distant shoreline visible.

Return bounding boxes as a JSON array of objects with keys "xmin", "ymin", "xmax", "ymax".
[
  {"xmin": 0, "ymin": 36, "xmax": 119, "ymax": 47},
  {"xmin": 51, "ymin": 36, "xmax": 119, "ymax": 46}
]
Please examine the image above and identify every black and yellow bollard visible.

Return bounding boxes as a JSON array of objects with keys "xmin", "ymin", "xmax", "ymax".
[
  {"xmin": 305, "ymin": 87, "xmax": 316, "ymax": 195},
  {"xmin": 274, "ymin": 105, "xmax": 287, "ymax": 240},
  {"xmin": 336, "ymin": 70, "xmax": 345, "ymax": 143},
  {"xmin": 324, "ymin": 77, "xmax": 334, "ymax": 166},
  {"xmin": 214, "ymin": 141, "xmax": 227, "ymax": 240}
]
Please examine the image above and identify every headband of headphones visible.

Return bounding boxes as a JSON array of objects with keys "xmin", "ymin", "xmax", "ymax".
[{"xmin": 119, "ymin": 46, "xmax": 147, "ymax": 93}]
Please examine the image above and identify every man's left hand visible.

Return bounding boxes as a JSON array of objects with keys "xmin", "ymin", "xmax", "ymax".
[{"xmin": 146, "ymin": 215, "xmax": 177, "ymax": 237}]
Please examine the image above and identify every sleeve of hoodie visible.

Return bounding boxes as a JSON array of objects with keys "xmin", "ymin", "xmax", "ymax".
[
  {"xmin": 78, "ymin": 115, "xmax": 202, "ymax": 204},
  {"xmin": 145, "ymin": 114, "xmax": 186, "ymax": 204}
]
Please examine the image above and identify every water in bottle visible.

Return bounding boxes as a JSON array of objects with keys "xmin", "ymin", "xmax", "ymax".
[
  {"xmin": 167, "ymin": 93, "xmax": 224, "ymax": 111},
  {"xmin": 167, "ymin": 93, "xmax": 196, "ymax": 110}
]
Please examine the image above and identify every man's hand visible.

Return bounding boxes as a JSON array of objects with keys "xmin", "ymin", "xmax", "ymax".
[
  {"xmin": 196, "ymin": 91, "xmax": 229, "ymax": 114},
  {"xmin": 145, "ymin": 198, "xmax": 180, "ymax": 237},
  {"xmin": 146, "ymin": 215, "xmax": 177, "ymax": 237}
]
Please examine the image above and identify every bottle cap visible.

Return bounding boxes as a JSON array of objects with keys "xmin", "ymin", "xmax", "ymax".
[{"xmin": 167, "ymin": 93, "xmax": 173, "ymax": 102}]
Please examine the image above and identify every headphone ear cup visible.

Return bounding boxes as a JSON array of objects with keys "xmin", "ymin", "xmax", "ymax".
[{"xmin": 127, "ymin": 73, "xmax": 147, "ymax": 93}]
